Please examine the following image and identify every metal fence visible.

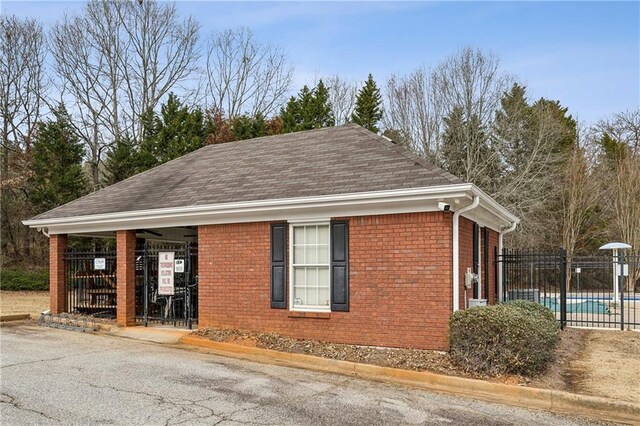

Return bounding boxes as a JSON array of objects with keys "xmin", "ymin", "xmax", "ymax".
[
  {"xmin": 63, "ymin": 249, "xmax": 117, "ymax": 318},
  {"xmin": 134, "ymin": 242, "xmax": 198, "ymax": 328},
  {"xmin": 498, "ymin": 249, "xmax": 639, "ymax": 330}
]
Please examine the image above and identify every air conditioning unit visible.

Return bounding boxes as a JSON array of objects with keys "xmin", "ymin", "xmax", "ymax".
[
  {"xmin": 469, "ymin": 299, "xmax": 487, "ymax": 308},
  {"xmin": 507, "ymin": 289, "xmax": 540, "ymax": 303}
]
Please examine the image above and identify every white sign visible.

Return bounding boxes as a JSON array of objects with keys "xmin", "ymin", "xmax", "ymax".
[
  {"xmin": 94, "ymin": 258, "xmax": 106, "ymax": 270},
  {"xmin": 575, "ymin": 267, "xmax": 581, "ymax": 274},
  {"xmin": 174, "ymin": 259, "xmax": 185, "ymax": 273},
  {"xmin": 158, "ymin": 252, "xmax": 175, "ymax": 295}
]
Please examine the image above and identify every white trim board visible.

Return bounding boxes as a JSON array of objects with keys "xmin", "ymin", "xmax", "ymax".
[{"xmin": 24, "ymin": 184, "xmax": 519, "ymax": 235}]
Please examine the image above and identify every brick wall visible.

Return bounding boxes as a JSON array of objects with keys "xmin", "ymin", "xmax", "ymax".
[
  {"xmin": 49, "ymin": 234, "xmax": 67, "ymax": 314},
  {"xmin": 198, "ymin": 212, "xmax": 453, "ymax": 350}
]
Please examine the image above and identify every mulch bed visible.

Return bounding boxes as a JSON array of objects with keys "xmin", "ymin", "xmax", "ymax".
[{"xmin": 196, "ymin": 327, "xmax": 477, "ymax": 378}]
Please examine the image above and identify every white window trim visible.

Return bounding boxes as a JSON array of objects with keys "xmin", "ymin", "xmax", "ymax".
[{"xmin": 289, "ymin": 222, "xmax": 331, "ymax": 313}]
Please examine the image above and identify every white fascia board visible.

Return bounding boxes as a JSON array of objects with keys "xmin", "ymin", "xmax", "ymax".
[
  {"xmin": 23, "ymin": 183, "xmax": 519, "ymax": 235},
  {"xmin": 24, "ymin": 185, "xmax": 469, "ymax": 234}
]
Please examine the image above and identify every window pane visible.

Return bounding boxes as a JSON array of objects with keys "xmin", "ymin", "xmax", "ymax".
[
  {"xmin": 318, "ymin": 245, "xmax": 329, "ymax": 263},
  {"xmin": 294, "ymin": 246, "xmax": 305, "ymax": 264},
  {"xmin": 318, "ymin": 287, "xmax": 330, "ymax": 307},
  {"xmin": 318, "ymin": 267, "xmax": 329, "ymax": 286},
  {"xmin": 294, "ymin": 267, "xmax": 306, "ymax": 286},
  {"xmin": 293, "ymin": 286, "xmax": 305, "ymax": 306},
  {"xmin": 306, "ymin": 268, "xmax": 318, "ymax": 286},
  {"xmin": 294, "ymin": 226, "xmax": 305, "ymax": 245},
  {"xmin": 306, "ymin": 286, "xmax": 318, "ymax": 306},
  {"xmin": 306, "ymin": 226, "xmax": 316, "ymax": 244},
  {"xmin": 305, "ymin": 245, "xmax": 317, "ymax": 264},
  {"xmin": 318, "ymin": 225, "xmax": 329, "ymax": 244}
]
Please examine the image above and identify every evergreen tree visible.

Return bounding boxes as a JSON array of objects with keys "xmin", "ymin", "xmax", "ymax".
[
  {"xmin": 441, "ymin": 107, "xmax": 467, "ymax": 178},
  {"xmin": 310, "ymin": 79, "xmax": 334, "ymax": 129},
  {"xmin": 231, "ymin": 113, "xmax": 267, "ymax": 140},
  {"xmin": 138, "ymin": 93, "xmax": 206, "ymax": 171},
  {"xmin": 103, "ymin": 137, "xmax": 139, "ymax": 186},
  {"xmin": 281, "ymin": 81, "xmax": 335, "ymax": 133},
  {"xmin": 281, "ymin": 95, "xmax": 302, "ymax": 133},
  {"xmin": 29, "ymin": 104, "xmax": 88, "ymax": 212},
  {"xmin": 351, "ymin": 74, "xmax": 383, "ymax": 133}
]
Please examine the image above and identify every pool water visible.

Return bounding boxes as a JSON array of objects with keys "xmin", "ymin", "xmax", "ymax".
[{"xmin": 541, "ymin": 297, "xmax": 609, "ymax": 314}]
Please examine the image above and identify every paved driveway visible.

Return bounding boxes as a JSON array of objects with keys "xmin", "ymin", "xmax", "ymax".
[{"xmin": 1, "ymin": 323, "xmax": 598, "ymax": 425}]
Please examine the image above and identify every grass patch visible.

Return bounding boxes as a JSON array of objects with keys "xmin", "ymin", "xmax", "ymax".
[{"xmin": 1, "ymin": 268, "xmax": 49, "ymax": 291}]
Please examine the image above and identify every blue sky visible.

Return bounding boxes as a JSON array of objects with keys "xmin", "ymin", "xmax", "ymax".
[{"xmin": 3, "ymin": 0, "xmax": 639, "ymax": 123}]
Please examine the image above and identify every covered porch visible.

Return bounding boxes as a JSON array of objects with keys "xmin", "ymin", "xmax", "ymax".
[{"xmin": 48, "ymin": 227, "xmax": 198, "ymax": 328}]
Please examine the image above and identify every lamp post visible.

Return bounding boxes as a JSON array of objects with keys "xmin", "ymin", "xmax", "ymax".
[{"xmin": 599, "ymin": 242, "xmax": 631, "ymax": 302}]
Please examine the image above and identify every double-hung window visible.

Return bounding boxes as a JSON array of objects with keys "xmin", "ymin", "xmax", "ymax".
[{"xmin": 290, "ymin": 224, "xmax": 330, "ymax": 311}]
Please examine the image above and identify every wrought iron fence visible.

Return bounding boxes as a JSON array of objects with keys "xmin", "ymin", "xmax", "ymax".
[
  {"xmin": 134, "ymin": 242, "xmax": 198, "ymax": 328},
  {"xmin": 498, "ymin": 249, "xmax": 640, "ymax": 330},
  {"xmin": 63, "ymin": 249, "xmax": 117, "ymax": 318}
]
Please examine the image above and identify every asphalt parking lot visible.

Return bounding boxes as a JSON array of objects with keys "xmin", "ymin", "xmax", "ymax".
[{"xmin": 1, "ymin": 323, "xmax": 600, "ymax": 425}]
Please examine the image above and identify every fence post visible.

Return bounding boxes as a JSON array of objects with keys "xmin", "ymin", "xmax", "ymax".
[
  {"xmin": 620, "ymin": 251, "xmax": 625, "ymax": 331},
  {"xmin": 143, "ymin": 244, "xmax": 149, "ymax": 327},
  {"xmin": 560, "ymin": 247, "xmax": 567, "ymax": 330}
]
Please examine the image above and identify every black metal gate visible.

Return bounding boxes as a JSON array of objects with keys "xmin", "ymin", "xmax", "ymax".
[
  {"xmin": 134, "ymin": 242, "xmax": 198, "ymax": 328},
  {"xmin": 64, "ymin": 249, "xmax": 117, "ymax": 318},
  {"xmin": 498, "ymin": 249, "xmax": 639, "ymax": 330}
]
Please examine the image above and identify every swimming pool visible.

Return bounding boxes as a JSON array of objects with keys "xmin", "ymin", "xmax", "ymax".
[{"xmin": 542, "ymin": 297, "xmax": 609, "ymax": 314}]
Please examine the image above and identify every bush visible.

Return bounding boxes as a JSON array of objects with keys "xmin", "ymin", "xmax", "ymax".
[
  {"xmin": 506, "ymin": 299, "xmax": 557, "ymax": 323},
  {"xmin": 449, "ymin": 301, "xmax": 560, "ymax": 376},
  {"xmin": 1, "ymin": 269, "xmax": 49, "ymax": 291}
]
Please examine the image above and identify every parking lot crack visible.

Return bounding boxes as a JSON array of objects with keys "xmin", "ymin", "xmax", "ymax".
[{"xmin": 0, "ymin": 392, "xmax": 59, "ymax": 422}]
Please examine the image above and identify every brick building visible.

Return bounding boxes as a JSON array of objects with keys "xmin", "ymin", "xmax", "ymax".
[{"xmin": 24, "ymin": 124, "xmax": 518, "ymax": 350}]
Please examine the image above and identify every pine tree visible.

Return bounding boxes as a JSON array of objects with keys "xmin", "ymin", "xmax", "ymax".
[
  {"xmin": 310, "ymin": 79, "xmax": 334, "ymax": 129},
  {"xmin": 138, "ymin": 93, "xmax": 206, "ymax": 171},
  {"xmin": 441, "ymin": 107, "xmax": 467, "ymax": 178},
  {"xmin": 29, "ymin": 104, "xmax": 87, "ymax": 212},
  {"xmin": 351, "ymin": 74, "xmax": 383, "ymax": 133},
  {"xmin": 281, "ymin": 82, "xmax": 335, "ymax": 133},
  {"xmin": 103, "ymin": 137, "xmax": 139, "ymax": 186},
  {"xmin": 231, "ymin": 113, "xmax": 268, "ymax": 140}
]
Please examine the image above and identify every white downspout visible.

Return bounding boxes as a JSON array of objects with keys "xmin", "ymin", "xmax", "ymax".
[
  {"xmin": 497, "ymin": 221, "xmax": 518, "ymax": 302},
  {"xmin": 453, "ymin": 195, "xmax": 480, "ymax": 312},
  {"xmin": 38, "ymin": 227, "xmax": 51, "ymax": 238}
]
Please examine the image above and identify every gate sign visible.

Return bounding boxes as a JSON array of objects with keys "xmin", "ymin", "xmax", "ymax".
[
  {"xmin": 158, "ymin": 252, "xmax": 175, "ymax": 295},
  {"xmin": 94, "ymin": 258, "xmax": 106, "ymax": 270},
  {"xmin": 174, "ymin": 259, "xmax": 185, "ymax": 273}
]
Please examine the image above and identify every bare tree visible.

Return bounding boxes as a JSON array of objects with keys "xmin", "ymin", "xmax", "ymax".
[
  {"xmin": 117, "ymin": 0, "xmax": 200, "ymax": 139},
  {"xmin": 51, "ymin": 0, "xmax": 124, "ymax": 189},
  {"xmin": 324, "ymin": 75, "xmax": 357, "ymax": 125},
  {"xmin": 595, "ymin": 109, "xmax": 640, "ymax": 154},
  {"xmin": 384, "ymin": 67, "xmax": 444, "ymax": 161},
  {"xmin": 205, "ymin": 28, "xmax": 293, "ymax": 118},
  {"xmin": 51, "ymin": 0, "xmax": 200, "ymax": 189},
  {"xmin": 0, "ymin": 15, "xmax": 47, "ymax": 262}
]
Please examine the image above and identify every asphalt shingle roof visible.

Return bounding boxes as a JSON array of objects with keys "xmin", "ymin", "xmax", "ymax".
[{"xmin": 32, "ymin": 124, "xmax": 463, "ymax": 220}]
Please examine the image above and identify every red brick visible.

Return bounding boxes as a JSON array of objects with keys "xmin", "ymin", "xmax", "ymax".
[
  {"xmin": 116, "ymin": 230, "xmax": 136, "ymax": 326},
  {"xmin": 49, "ymin": 234, "xmax": 67, "ymax": 314},
  {"xmin": 198, "ymin": 212, "xmax": 454, "ymax": 350}
]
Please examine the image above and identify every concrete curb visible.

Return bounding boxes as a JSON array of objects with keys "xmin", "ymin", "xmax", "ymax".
[
  {"xmin": 0, "ymin": 313, "xmax": 31, "ymax": 322},
  {"xmin": 180, "ymin": 335, "xmax": 640, "ymax": 425}
]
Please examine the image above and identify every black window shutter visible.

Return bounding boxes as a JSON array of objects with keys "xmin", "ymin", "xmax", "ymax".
[
  {"xmin": 270, "ymin": 223, "xmax": 286, "ymax": 309},
  {"xmin": 330, "ymin": 220, "xmax": 349, "ymax": 312}
]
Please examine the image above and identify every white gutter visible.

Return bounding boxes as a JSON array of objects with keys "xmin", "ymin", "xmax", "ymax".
[
  {"xmin": 497, "ymin": 221, "xmax": 518, "ymax": 302},
  {"xmin": 452, "ymin": 195, "xmax": 480, "ymax": 312}
]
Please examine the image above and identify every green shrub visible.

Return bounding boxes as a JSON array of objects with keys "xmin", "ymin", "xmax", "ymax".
[
  {"xmin": 1, "ymin": 269, "xmax": 49, "ymax": 291},
  {"xmin": 449, "ymin": 302, "xmax": 560, "ymax": 376},
  {"xmin": 506, "ymin": 299, "xmax": 557, "ymax": 323}
]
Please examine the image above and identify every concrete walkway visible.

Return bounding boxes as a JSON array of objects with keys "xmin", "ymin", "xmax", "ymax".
[{"xmin": 110, "ymin": 324, "xmax": 194, "ymax": 344}]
